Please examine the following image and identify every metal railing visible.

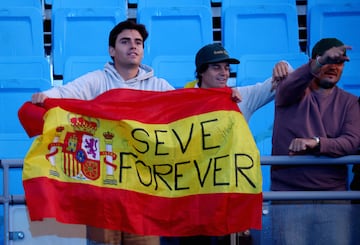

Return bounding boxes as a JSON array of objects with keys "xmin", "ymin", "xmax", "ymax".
[
  {"xmin": 1, "ymin": 156, "xmax": 360, "ymax": 245},
  {"xmin": 261, "ymin": 155, "xmax": 360, "ymax": 201},
  {"xmin": 0, "ymin": 159, "xmax": 25, "ymax": 245}
]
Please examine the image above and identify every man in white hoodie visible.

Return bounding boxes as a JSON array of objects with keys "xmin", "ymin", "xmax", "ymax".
[
  {"xmin": 31, "ymin": 20, "xmax": 174, "ymax": 104},
  {"xmin": 31, "ymin": 20, "xmax": 172, "ymax": 245}
]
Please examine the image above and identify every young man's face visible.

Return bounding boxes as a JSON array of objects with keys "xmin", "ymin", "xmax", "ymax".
[
  {"xmin": 316, "ymin": 62, "xmax": 344, "ymax": 89},
  {"xmin": 109, "ymin": 29, "xmax": 144, "ymax": 68},
  {"xmin": 200, "ymin": 62, "xmax": 230, "ymax": 88}
]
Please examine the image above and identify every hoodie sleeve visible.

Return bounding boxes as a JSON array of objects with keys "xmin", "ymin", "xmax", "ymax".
[
  {"xmin": 236, "ymin": 77, "xmax": 275, "ymax": 121},
  {"xmin": 43, "ymin": 70, "xmax": 106, "ymax": 100}
]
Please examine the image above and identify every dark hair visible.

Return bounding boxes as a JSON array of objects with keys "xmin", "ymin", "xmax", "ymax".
[
  {"xmin": 108, "ymin": 20, "xmax": 149, "ymax": 48},
  {"xmin": 311, "ymin": 38, "xmax": 345, "ymax": 59},
  {"xmin": 195, "ymin": 63, "xmax": 210, "ymax": 86}
]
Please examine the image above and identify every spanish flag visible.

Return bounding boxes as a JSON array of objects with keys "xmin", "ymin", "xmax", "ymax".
[{"xmin": 19, "ymin": 88, "xmax": 262, "ymax": 236}]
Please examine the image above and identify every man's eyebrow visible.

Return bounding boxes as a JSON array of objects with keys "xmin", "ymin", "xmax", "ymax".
[{"xmin": 119, "ymin": 37, "xmax": 143, "ymax": 42}]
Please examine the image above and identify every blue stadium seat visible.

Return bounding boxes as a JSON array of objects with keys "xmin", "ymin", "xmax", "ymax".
[
  {"xmin": 221, "ymin": 0, "xmax": 301, "ymax": 62},
  {"xmin": 52, "ymin": 0, "xmax": 126, "ymax": 10},
  {"xmin": 338, "ymin": 52, "xmax": 360, "ymax": 96},
  {"xmin": 151, "ymin": 55, "xmax": 195, "ymax": 89},
  {"xmin": 0, "ymin": 7, "xmax": 45, "ymax": 56},
  {"xmin": 51, "ymin": 0, "xmax": 127, "ymax": 76},
  {"xmin": 0, "ymin": 57, "xmax": 51, "ymax": 159},
  {"xmin": 307, "ymin": 0, "xmax": 360, "ymax": 56},
  {"xmin": 0, "ymin": 57, "xmax": 51, "ymax": 81},
  {"xmin": 63, "ymin": 56, "xmax": 110, "ymax": 84},
  {"xmin": 136, "ymin": 0, "xmax": 213, "ymax": 88},
  {"xmin": 0, "ymin": 0, "xmax": 41, "ymax": 8},
  {"xmin": 236, "ymin": 52, "xmax": 309, "ymax": 87}
]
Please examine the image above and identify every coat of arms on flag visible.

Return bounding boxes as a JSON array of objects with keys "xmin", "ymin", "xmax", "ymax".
[{"xmin": 38, "ymin": 114, "xmax": 121, "ymax": 185}]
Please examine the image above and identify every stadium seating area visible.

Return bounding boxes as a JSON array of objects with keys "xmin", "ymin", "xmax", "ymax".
[
  {"xmin": 1, "ymin": 0, "xmax": 360, "ymax": 185},
  {"xmin": 0, "ymin": 0, "xmax": 51, "ymax": 159},
  {"xmin": 1, "ymin": 1, "xmax": 360, "ymax": 244}
]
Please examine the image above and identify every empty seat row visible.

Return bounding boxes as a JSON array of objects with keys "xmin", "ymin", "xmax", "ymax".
[
  {"xmin": 0, "ymin": 1, "xmax": 51, "ymax": 158},
  {"xmin": 2, "ymin": 0, "xmax": 360, "ymax": 70},
  {"xmin": 0, "ymin": 57, "xmax": 51, "ymax": 159},
  {"xmin": 1, "ymin": 0, "xmax": 305, "ymax": 86},
  {"xmin": 57, "ymin": 0, "xmax": 305, "ymax": 89}
]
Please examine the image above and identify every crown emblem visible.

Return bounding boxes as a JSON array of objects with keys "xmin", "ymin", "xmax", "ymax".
[
  {"xmin": 56, "ymin": 126, "xmax": 65, "ymax": 133},
  {"xmin": 70, "ymin": 117, "xmax": 98, "ymax": 135},
  {"xmin": 103, "ymin": 131, "xmax": 114, "ymax": 140}
]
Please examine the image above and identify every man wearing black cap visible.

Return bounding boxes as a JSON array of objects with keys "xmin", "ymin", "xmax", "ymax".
[
  {"xmin": 179, "ymin": 43, "xmax": 291, "ymax": 245},
  {"xmin": 271, "ymin": 38, "xmax": 360, "ymax": 244},
  {"xmin": 185, "ymin": 43, "xmax": 291, "ymax": 122}
]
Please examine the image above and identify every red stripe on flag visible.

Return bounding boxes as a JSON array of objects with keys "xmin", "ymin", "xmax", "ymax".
[
  {"xmin": 23, "ymin": 177, "xmax": 262, "ymax": 236},
  {"xmin": 43, "ymin": 88, "xmax": 240, "ymax": 124},
  {"xmin": 18, "ymin": 88, "xmax": 241, "ymax": 137}
]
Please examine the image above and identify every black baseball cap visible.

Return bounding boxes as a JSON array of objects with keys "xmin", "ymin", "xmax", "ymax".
[{"xmin": 195, "ymin": 43, "xmax": 240, "ymax": 71}]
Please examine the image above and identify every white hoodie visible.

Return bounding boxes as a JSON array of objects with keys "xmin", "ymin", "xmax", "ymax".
[{"xmin": 44, "ymin": 62, "xmax": 175, "ymax": 100}]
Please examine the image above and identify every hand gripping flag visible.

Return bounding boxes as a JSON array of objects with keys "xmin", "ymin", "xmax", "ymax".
[{"xmin": 19, "ymin": 88, "xmax": 262, "ymax": 236}]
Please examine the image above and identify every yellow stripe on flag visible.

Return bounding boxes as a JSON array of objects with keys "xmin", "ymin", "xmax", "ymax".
[{"xmin": 23, "ymin": 106, "xmax": 261, "ymax": 197}]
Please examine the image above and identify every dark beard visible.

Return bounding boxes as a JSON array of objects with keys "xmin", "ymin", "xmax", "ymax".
[{"xmin": 317, "ymin": 80, "xmax": 336, "ymax": 89}]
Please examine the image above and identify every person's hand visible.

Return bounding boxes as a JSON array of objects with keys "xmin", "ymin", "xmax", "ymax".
[
  {"xmin": 271, "ymin": 61, "xmax": 290, "ymax": 91},
  {"xmin": 316, "ymin": 45, "xmax": 352, "ymax": 65},
  {"xmin": 288, "ymin": 137, "xmax": 319, "ymax": 155},
  {"xmin": 231, "ymin": 87, "xmax": 242, "ymax": 103},
  {"xmin": 32, "ymin": 93, "xmax": 48, "ymax": 104}
]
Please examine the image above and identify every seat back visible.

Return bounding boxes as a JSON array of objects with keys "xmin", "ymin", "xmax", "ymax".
[
  {"xmin": 307, "ymin": 0, "xmax": 360, "ymax": 11},
  {"xmin": 151, "ymin": 55, "xmax": 195, "ymax": 89},
  {"xmin": 52, "ymin": 0, "xmax": 126, "ymax": 10},
  {"xmin": 0, "ymin": 0, "xmax": 41, "ymax": 8},
  {"xmin": 51, "ymin": 0, "xmax": 127, "ymax": 75},
  {"xmin": 339, "ymin": 53, "xmax": 360, "ymax": 96},
  {"xmin": 222, "ymin": 0, "xmax": 301, "ymax": 60},
  {"xmin": 307, "ymin": 0, "xmax": 360, "ymax": 56},
  {"xmin": 63, "ymin": 56, "xmax": 110, "ymax": 84},
  {"xmin": 236, "ymin": 53, "xmax": 309, "ymax": 86},
  {"xmin": 0, "ymin": 57, "xmax": 51, "ymax": 158},
  {"xmin": 0, "ymin": 7, "xmax": 45, "ymax": 56},
  {"xmin": 137, "ymin": 0, "xmax": 213, "ymax": 88}
]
